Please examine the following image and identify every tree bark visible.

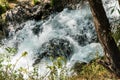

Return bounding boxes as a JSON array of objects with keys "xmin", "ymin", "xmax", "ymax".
[
  {"xmin": 88, "ymin": 0, "xmax": 120, "ymax": 77},
  {"xmin": 118, "ymin": 0, "xmax": 120, "ymax": 6}
]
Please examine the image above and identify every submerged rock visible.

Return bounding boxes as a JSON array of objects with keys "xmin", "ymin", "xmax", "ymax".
[
  {"xmin": 33, "ymin": 38, "xmax": 73, "ymax": 65},
  {"xmin": 73, "ymin": 34, "xmax": 88, "ymax": 46},
  {"xmin": 32, "ymin": 24, "xmax": 43, "ymax": 35}
]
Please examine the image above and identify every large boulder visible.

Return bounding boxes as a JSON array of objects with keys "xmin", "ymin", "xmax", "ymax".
[{"xmin": 33, "ymin": 38, "xmax": 73, "ymax": 65}]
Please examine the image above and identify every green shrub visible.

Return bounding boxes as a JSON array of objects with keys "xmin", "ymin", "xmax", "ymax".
[
  {"xmin": 0, "ymin": 0, "xmax": 9, "ymax": 15},
  {"xmin": 0, "ymin": 5, "xmax": 6, "ymax": 15},
  {"xmin": 32, "ymin": 0, "xmax": 40, "ymax": 5},
  {"xmin": 47, "ymin": 56, "xmax": 69, "ymax": 80},
  {"xmin": 0, "ymin": 47, "xmax": 69, "ymax": 80},
  {"xmin": 0, "ymin": 48, "xmax": 24, "ymax": 80},
  {"xmin": 50, "ymin": 0, "xmax": 54, "ymax": 7}
]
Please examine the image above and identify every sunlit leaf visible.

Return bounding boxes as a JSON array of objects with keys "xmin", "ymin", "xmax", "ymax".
[
  {"xmin": 117, "ymin": 9, "xmax": 120, "ymax": 14},
  {"xmin": 111, "ymin": 8, "xmax": 114, "ymax": 14},
  {"xmin": 5, "ymin": 47, "xmax": 17, "ymax": 54},
  {"xmin": 7, "ymin": 64, "xmax": 12, "ymax": 68},
  {"xmin": 22, "ymin": 51, "xmax": 28, "ymax": 57}
]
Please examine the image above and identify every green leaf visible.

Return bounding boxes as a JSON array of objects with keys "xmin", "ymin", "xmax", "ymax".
[
  {"xmin": 33, "ymin": 0, "xmax": 39, "ymax": 5},
  {"xmin": 117, "ymin": 9, "xmax": 120, "ymax": 14},
  {"xmin": 111, "ymin": 8, "xmax": 114, "ymax": 14},
  {"xmin": 109, "ymin": 6, "xmax": 114, "ymax": 9},
  {"xmin": 21, "ymin": 51, "xmax": 28, "ymax": 57},
  {"xmin": 5, "ymin": 47, "xmax": 17, "ymax": 54}
]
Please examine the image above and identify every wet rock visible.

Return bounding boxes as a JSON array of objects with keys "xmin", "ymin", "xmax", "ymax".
[
  {"xmin": 4, "ymin": 2, "xmax": 53, "ymax": 39},
  {"xmin": 5, "ymin": 2, "xmax": 52, "ymax": 26},
  {"xmin": 73, "ymin": 34, "xmax": 88, "ymax": 46},
  {"xmin": 51, "ymin": 0, "xmax": 84, "ymax": 11},
  {"xmin": 33, "ymin": 38, "xmax": 73, "ymax": 65},
  {"xmin": 5, "ymin": 0, "xmax": 87, "ymax": 26},
  {"xmin": 71, "ymin": 26, "xmax": 98, "ymax": 46},
  {"xmin": 72, "ymin": 34, "xmax": 98, "ymax": 46},
  {"xmin": 5, "ymin": 2, "xmax": 32, "ymax": 25},
  {"xmin": 0, "ymin": 17, "xmax": 8, "ymax": 40},
  {"xmin": 32, "ymin": 23, "xmax": 43, "ymax": 35}
]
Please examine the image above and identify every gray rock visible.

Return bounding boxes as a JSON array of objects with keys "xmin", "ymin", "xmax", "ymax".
[
  {"xmin": 33, "ymin": 38, "xmax": 73, "ymax": 65},
  {"xmin": 5, "ymin": 2, "xmax": 52, "ymax": 26}
]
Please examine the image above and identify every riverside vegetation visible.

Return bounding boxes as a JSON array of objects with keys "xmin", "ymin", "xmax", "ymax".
[{"xmin": 0, "ymin": 47, "xmax": 118, "ymax": 80}]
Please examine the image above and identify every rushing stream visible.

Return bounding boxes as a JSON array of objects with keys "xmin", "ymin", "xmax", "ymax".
[{"xmin": 0, "ymin": 0, "xmax": 120, "ymax": 78}]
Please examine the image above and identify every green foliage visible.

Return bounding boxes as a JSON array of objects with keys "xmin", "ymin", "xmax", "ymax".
[
  {"xmin": 0, "ymin": 48, "xmax": 70, "ymax": 80},
  {"xmin": 0, "ymin": 48, "xmax": 25, "ymax": 80},
  {"xmin": 117, "ymin": 8, "xmax": 120, "ymax": 14},
  {"xmin": 110, "ymin": 8, "xmax": 120, "ymax": 14},
  {"xmin": 22, "ymin": 51, "xmax": 28, "ymax": 57},
  {"xmin": 50, "ymin": 0, "xmax": 60, "ymax": 7},
  {"xmin": 0, "ymin": 48, "xmax": 118, "ymax": 80},
  {"xmin": 47, "ymin": 56, "xmax": 69, "ymax": 80},
  {"xmin": 32, "ymin": 0, "xmax": 40, "ymax": 5},
  {"xmin": 0, "ymin": 5, "xmax": 6, "ymax": 15},
  {"xmin": 5, "ymin": 47, "xmax": 17, "ymax": 54},
  {"xmin": 110, "ymin": 2, "xmax": 120, "ymax": 15},
  {"xmin": 80, "ymin": 60, "xmax": 106, "ymax": 78},
  {"xmin": 113, "ymin": 28, "xmax": 120, "ymax": 42},
  {"xmin": 50, "ymin": 0, "xmax": 61, "ymax": 6},
  {"xmin": 0, "ymin": 0, "xmax": 9, "ymax": 16},
  {"xmin": 50, "ymin": 0, "xmax": 54, "ymax": 7},
  {"xmin": 111, "ymin": 8, "xmax": 115, "ymax": 14},
  {"xmin": 112, "ymin": 27, "xmax": 120, "ymax": 49}
]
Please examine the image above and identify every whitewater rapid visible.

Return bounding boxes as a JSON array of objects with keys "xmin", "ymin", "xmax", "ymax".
[{"xmin": 0, "ymin": 0, "xmax": 119, "ymax": 78}]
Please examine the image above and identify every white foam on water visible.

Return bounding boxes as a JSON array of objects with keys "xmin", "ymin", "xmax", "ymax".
[{"xmin": 103, "ymin": 0, "xmax": 120, "ymax": 19}]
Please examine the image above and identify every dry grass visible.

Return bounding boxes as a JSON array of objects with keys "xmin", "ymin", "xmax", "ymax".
[{"xmin": 70, "ymin": 58, "xmax": 118, "ymax": 80}]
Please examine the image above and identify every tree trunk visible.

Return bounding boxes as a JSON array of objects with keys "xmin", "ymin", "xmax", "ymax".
[
  {"xmin": 88, "ymin": 0, "xmax": 120, "ymax": 77},
  {"xmin": 118, "ymin": 0, "xmax": 120, "ymax": 6}
]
